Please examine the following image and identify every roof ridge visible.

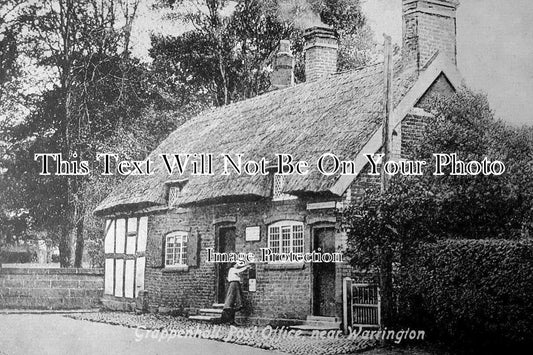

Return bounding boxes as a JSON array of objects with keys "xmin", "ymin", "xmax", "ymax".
[
  {"xmin": 182, "ymin": 61, "xmax": 393, "ymax": 119},
  {"xmin": 94, "ymin": 59, "xmax": 421, "ymax": 215},
  {"xmin": 334, "ymin": 61, "xmax": 383, "ymax": 75}
]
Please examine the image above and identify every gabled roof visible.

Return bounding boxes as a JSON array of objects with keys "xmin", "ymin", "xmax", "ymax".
[
  {"xmin": 94, "ymin": 53, "xmax": 463, "ymax": 216},
  {"xmin": 330, "ymin": 53, "xmax": 464, "ymax": 195}
]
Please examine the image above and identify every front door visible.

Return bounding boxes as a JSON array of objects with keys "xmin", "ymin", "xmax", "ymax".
[
  {"xmin": 217, "ymin": 226, "xmax": 236, "ymax": 303},
  {"xmin": 313, "ymin": 227, "xmax": 336, "ymax": 316}
]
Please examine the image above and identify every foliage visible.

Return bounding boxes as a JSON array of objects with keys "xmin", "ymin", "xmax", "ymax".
[
  {"xmin": 342, "ymin": 174, "xmax": 438, "ymax": 325},
  {"xmin": 342, "ymin": 177, "xmax": 436, "ymax": 271},
  {"xmin": 151, "ymin": 0, "xmax": 290, "ymax": 105},
  {"xmin": 151, "ymin": 0, "xmax": 374, "ymax": 105},
  {"xmin": 401, "ymin": 239, "xmax": 533, "ymax": 352},
  {"xmin": 0, "ymin": 0, "xmax": 181, "ymax": 266},
  {"xmin": 0, "ymin": 209, "xmax": 29, "ymax": 247},
  {"xmin": 0, "ymin": 249, "xmax": 36, "ymax": 263},
  {"xmin": 82, "ymin": 108, "xmax": 185, "ymax": 267},
  {"xmin": 0, "ymin": 0, "xmax": 23, "ymax": 96},
  {"xmin": 412, "ymin": 90, "xmax": 533, "ymax": 239},
  {"xmin": 345, "ymin": 90, "xmax": 533, "ymax": 268},
  {"xmin": 343, "ymin": 89, "xmax": 533, "ymax": 327},
  {"xmin": 1, "ymin": 0, "xmax": 376, "ymax": 266}
]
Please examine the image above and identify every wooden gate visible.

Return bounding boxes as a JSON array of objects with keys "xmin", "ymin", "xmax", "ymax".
[{"xmin": 343, "ymin": 278, "xmax": 381, "ymax": 332}]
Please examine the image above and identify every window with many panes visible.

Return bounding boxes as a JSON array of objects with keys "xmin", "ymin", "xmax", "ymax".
[
  {"xmin": 268, "ymin": 221, "xmax": 304, "ymax": 255},
  {"xmin": 165, "ymin": 231, "xmax": 188, "ymax": 266}
]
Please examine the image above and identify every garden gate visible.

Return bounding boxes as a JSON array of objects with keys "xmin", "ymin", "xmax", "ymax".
[{"xmin": 342, "ymin": 278, "xmax": 381, "ymax": 333}]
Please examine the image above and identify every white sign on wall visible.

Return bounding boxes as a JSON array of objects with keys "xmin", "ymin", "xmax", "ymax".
[
  {"xmin": 245, "ymin": 226, "xmax": 261, "ymax": 241},
  {"xmin": 249, "ymin": 279, "xmax": 257, "ymax": 292}
]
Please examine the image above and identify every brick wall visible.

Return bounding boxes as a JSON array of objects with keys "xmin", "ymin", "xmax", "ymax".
[
  {"xmin": 98, "ymin": 58, "xmax": 458, "ymax": 323},
  {"xmin": 0, "ymin": 268, "xmax": 103, "ymax": 309},
  {"xmin": 349, "ymin": 163, "xmax": 382, "ymax": 205},
  {"xmin": 417, "ymin": 73, "xmax": 455, "ymax": 108},
  {"xmin": 402, "ymin": 0, "xmax": 458, "ymax": 69},
  {"xmin": 305, "ymin": 46, "xmax": 338, "ymax": 82},
  {"xmin": 417, "ymin": 11, "xmax": 456, "ymax": 66},
  {"xmin": 143, "ymin": 196, "xmax": 340, "ymax": 323},
  {"xmin": 346, "ymin": 73, "xmax": 455, "ymax": 196},
  {"xmin": 401, "ymin": 113, "xmax": 428, "ymax": 158},
  {"xmin": 402, "ymin": 73, "xmax": 455, "ymax": 158},
  {"xmin": 304, "ymin": 27, "xmax": 338, "ymax": 82}
]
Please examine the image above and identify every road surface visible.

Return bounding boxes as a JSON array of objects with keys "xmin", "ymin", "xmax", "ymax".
[{"xmin": 0, "ymin": 314, "xmax": 286, "ymax": 355}]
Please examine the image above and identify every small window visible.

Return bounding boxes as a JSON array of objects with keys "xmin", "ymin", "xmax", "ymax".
[
  {"xmin": 267, "ymin": 221, "xmax": 304, "ymax": 255},
  {"xmin": 168, "ymin": 186, "xmax": 182, "ymax": 207},
  {"xmin": 166, "ymin": 179, "xmax": 188, "ymax": 207},
  {"xmin": 165, "ymin": 231, "xmax": 188, "ymax": 266},
  {"xmin": 272, "ymin": 174, "xmax": 297, "ymax": 201}
]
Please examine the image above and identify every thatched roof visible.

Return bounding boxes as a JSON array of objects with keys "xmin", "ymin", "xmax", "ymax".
[{"xmin": 94, "ymin": 61, "xmax": 419, "ymax": 216}]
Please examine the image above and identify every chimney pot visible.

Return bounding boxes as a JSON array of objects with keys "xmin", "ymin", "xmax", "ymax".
[{"xmin": 271, "ymin": 39, "xmax": 294, "ymax": 89}]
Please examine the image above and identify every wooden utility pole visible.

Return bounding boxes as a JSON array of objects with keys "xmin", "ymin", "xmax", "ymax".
[
  {"xmin": 381, "ymin": 34, "xmax": 394, "ymax": 193},
  {"xmin": 380, "ymin": 34, "xmax": 395, "ymax": 328}
]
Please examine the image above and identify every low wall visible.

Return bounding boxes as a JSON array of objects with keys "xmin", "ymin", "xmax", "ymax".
[{"xmin": 0, "ymin": 267, "xmax": 104, "ymax": 310}]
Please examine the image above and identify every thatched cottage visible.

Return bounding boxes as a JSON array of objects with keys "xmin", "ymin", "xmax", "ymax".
[{"xmin": 95, "ymin": 0, "xmax": 463, "ymax": 326}]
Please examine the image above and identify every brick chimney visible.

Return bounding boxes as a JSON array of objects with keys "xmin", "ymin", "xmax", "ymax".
[
  {"xmin": 270, "ymin": 40, "xmax": 294, "ymax": 89},
  {"xmin": 304, "ymin": 26, "xmax": 338, "ymax": 82},
  {"xmin": 403, "ymin": 0, "xmax": 459, "ymax": 70}
]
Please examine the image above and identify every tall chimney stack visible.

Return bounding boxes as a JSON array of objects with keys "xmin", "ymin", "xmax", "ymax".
[
  {"xmin": 271, "ymin": 40, "xmax": 294, "ymax": 89},
  {"xmin": 402, "ymin": 0, "xmax": 459, "ymax": 70},
  {"xmin": 304, "ymin": 26, "xmax": 338, "ymax": 82}
]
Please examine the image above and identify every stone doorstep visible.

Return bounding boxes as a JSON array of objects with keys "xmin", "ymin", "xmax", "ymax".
[
  {"xmin": 198, "ymin": 308, "xmax": 223, "ymax": 322},
  {"xmin": 188, "ymin": 315, "xmax": 220, "ymax": 322},
  {"xmin": 187, "ymin": 306, "xmax": 225, "ymax": 323},
  {"xmin": 302, "ymin": 320, "xmax": 342, "ymax": 327},
  {"xmin": 306, "ymin": 315, "xmax": 340, "ymax": 323},
  {"xmin": 289, "ymin": 324, "xmax": 341, "ymax": 331},
  {"xmin": 287, "ymin": 315, "xmax": 342, "ymax": 335},
  {"xmin": 100, "ymin": 297, "xmax": 135, "ymax": 312},
  {"xmin": 212, "ymin": 303, "xmax": 224, "ymax": 309},
  {"xmin": 199, "ymin": 308, "xmax": 223, "ymax": 315}
]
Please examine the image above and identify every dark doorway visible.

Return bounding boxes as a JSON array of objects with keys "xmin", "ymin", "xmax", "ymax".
[
  {"xmin": 217, "ymin": 226, "xmax": 236, "ymax": 303},
  {"xmin": 313, "ymin": 227, "xmax": 336, "ymax": 316}
]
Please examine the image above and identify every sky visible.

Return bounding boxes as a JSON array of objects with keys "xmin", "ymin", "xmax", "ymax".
[{"xmin": 361, "ymin": 0, "xmax": 533, "ymax": 126}]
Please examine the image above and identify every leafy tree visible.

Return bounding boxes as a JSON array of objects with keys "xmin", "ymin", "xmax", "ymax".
[
  {"xmin": 0, "ymin": 0, "xmax": 23, "ymax": 96},
  {"xmin": 151, "ymin": 0, "xmax": 374, "ymax": 106},
  {"xmin": 151, "ymin": 0, "xmax": 289, "ymax": 105},
  {"xmin": 413, "ymin": 90, "xmax": 533, "ymax": 239},
  {"xmin": 0, "ymin": 0, "xmax": 27, "ymax": 253},
  {"xmin": 1, "ymin": 0, "xmax": 375, "ymax": 267},
  {"xmin": 343, "ymin": 178, "xmax": 436, "ymax": 326},
  {"xmin": 82, "ymin": 107, "xmax": 186, "ymax": 267},
  {"xmin": 1, "ymin": 0, "xmax": 167, "ymax": 266},
  {"xmin": 343, "ymin": 89, "xmax": 533, "ymax": 326}
]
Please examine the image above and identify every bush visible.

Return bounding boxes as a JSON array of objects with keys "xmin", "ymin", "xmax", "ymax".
[
  {"xmin": 51, "ymin": 253, "xmax": 60, "ymax": 263},
  {"xmin": 400, "ymin": 239, "xmax": 533, "ymax": 352},
  {"xmin": 0, "ymin": 250, "xmax": 36, "ymax": 263}
]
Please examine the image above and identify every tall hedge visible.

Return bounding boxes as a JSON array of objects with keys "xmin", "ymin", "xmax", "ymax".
[{"xmin": 401, "ymin": 239, "xmax": 533, "ymax": 352}]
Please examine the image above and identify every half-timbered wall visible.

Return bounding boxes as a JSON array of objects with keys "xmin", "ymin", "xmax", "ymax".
[{"xmin": 103, "ymin": 216, "xmax": 148, "ymax": 300}]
